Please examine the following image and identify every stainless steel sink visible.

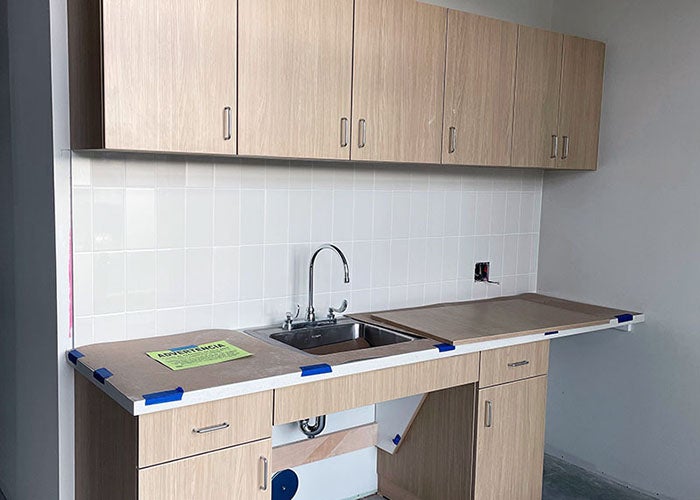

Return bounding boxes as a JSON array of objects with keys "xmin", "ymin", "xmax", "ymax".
[{"xmin": 245, "ymin": 319, "xmax": 417, "ymax": 356}]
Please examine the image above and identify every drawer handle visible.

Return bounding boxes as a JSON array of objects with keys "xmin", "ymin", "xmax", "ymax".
[
  {"xmin": 550, "ymin": 134, "xmax": 558, "ymax": 159},
  {"xmin": 485, "ymin": 400, "xmax": 493, "ymax": 428},
  {"xmin": 340, "ymin": 117, "xmax": 349, "ymax": 148},
  {"xmin": 259, "ymin": 456, "xmax": 269, "ymax": 491},
  {"xmin": 448, "ymin": 126, "xmax": 456, "ymax": 154},
  {"xmin": 192, "ymin": 422, "xmax": 230, "ymax": 434},
  {"xmin": 507, "ymin": 360, "xmax": 530, "ymax": 368},
  {"xmin": 223, "ymin": 107, "xmax": 232, "ymax": 141},
  {"xmin": 358, "ymin": 119, "xmax": 367, "ymax": 148}
]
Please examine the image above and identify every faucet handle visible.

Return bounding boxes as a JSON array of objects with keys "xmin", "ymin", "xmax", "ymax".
[
  {"xmin": 283, "ymin": 304, "xmax": 300, "ymax": 330},
  {"xmin": 327, "ymin": 299, "xmax": 348, "ymax": 320}
]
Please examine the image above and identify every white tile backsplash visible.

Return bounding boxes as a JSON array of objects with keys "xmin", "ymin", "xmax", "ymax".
[{"xmin": 72, "ymin": 153, "xmax": 543, "ymax": 345}]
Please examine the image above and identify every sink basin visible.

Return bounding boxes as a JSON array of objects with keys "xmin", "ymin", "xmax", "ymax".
[{"xmin": 245, "ymin": 319, "xmax": 417, "ymax": 356}]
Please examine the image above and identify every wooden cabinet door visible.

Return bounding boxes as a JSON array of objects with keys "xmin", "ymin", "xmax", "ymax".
[
  {"xmin": 511, "ymin": 26, "xmax": 563, "ymax": 168},
  {"xmin": 351, "ymin": 0, "xmax": 447, "ymax": 164},
  {"xmin": 138, "ymin": 439, "xmax": 272, "ymax": 500},
  {"xmin": 443, "ymin": 11, "xmax": 517, "ymax": 167},
  {"xmin": 474, "ymin": 376, "xmax": 547, "ymax": 500},
  {"xmin": 557, "ymin": 36, "xmax": 606, "ymax": 171},
  {"xmin": 102, "ymin": 0, "xmax": 236, "ymax": 155},
  {"xmin": 238, "ymin": 0, "xmax": 354, "ymax": 160}
]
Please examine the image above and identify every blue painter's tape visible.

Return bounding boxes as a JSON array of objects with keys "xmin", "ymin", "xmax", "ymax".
[
  {"xmin": 392, "ymin": 434, "xmax": 401, "ymax": 446},
  {"xmin": 143, "ymin": 387, "xmax": 185, "ymax": 406},
  {"xmin": 93, "ymin": 368, "xmax": 113, "ymax": 384},
  {"xmin": 68, "ymin": 349, "xmax": 85, "ymax": 365},
  {"xmin": 170, "ymin": 344, "xmax": 198, "ymax": 352},
  {"xmin": 616, "ymin": 314, "xmax": 634, "ymax": 323},
  {"xmin": 544, "ymin": 331, "xmax": 559, "ymax": 336},
  {"xmin": 300, "ymin": 364, "xmax": 332, "ymax": 377},
  {"xmin": 435, "ymin": 343, "xmax": 455, "ymax": 353}
]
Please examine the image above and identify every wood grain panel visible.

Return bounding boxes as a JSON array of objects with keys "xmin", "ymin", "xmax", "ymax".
[
  {"xmin": 479, "ymin": 341, "xmax": 549, "ymax": 388},
  {"xmin": 273, "ymin": 353, "xmax": 479, "ymax": 424},
  {"xmin": 138, "ymin": 439, "xmax": 272, "ymax": 500},
  {"xmin": 75, "ymin": 375, "xmax": 138, "ymax": 500},
  {"xmin": 378, "ymin": 384, "xmax": 477, "ymax": 500},
  {"xmin": 102, "ymin": 0, "xmax": 236, "ymax": 154},
  {"xmin": 351, "ymin": 0, "xmax": 447, "ymax": 163},
  {"xmin": 139, "ymin": 391, "xmax": 272, "ymax": 467},
  {"xmin": 443, "ymin": 11, "xmax": 517, "ymax": 167},
  {"xmin": 557, "ymin": 35, "xmax": 606, "ymax": 171},
  {"xmin": 511, "ymin": 26, "xmax": 563, "ymax": 168},
  {"xmin": 238, "ymin": 0, "xmax": 353, "ymax": 160},
  {"xmin": 271, "ymin": 423, "xmax": 377, "ymax": 472},
  {"xmin": 474, "ymin": 376, "xmax": 547, "ymax": 500}
]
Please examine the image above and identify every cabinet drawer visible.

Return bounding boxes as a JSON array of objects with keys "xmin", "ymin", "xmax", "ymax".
[
  {"xmin": 138, "ymin": 391, "xmax": 272, "ymax": 467},
  {"xmin": 273, "ymin": 353, "xmax": 480, "ymax": 424},
  {"xmin": 479, "ymin": 341, "xmax": 549, "ymax": 388}
]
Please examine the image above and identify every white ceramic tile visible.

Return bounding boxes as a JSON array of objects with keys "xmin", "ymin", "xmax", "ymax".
[
  {"xmin": 73, "ymin": 317, "xmax": 93, "ymax": 345},
  {"xmin": 185, "ymin": 305, "xmax": 213, "ymax": 331},
  {"xmin": 214, "ymin": 163, "xmax": 241, "ymax": 188},
  {"xmin": 390, "ymin": 192, "xmax": 410, "ymax": 239},
  {"xmin": 409, "ymin": 191, "xmax": 428, "ymax": 238},
  {"xmin": 265, "ymin": 191, "xmax": 290, "ymax": 244},
  {"xmin": 93, "ymin": 314, "xmax": 126, "ymax": 343},
  {"xmin": 310, "ymin": 190, "xmax": 333, "ymax": 242},
  {"xmin": 312, "ymin": 164, "xmax": 334, "ymax": 190},
  {"xmin": 126, "ymin": 251, "xmax": 155, "ymax": 311},
  {"xmin": 520, "ymin": 192, "xmax": 536, "ymax": 233},
  {"xmin": 408, "ymin": 238, "xmax": 428, "ymax": 284},
  {"xmin": 503, "ymin": 235, "xmax": 519, "ymax": 277},
  {"xmin": 92, "ymin": 156, "xmax": 125, "ymax": 187},
  {"xmin": 457, "ymin": 236, "xmax": 476, "ymax": 280},
  {"xmin": 93, "ymin": 189, "xmax": 124, "ymax": 251},
  {"xmin": 213, "ymin": 190, "xmax": 240, "ymax": 246},
  {"xmin": 504, "ymin": 192, "xmax": 521, "ymax": 234},
  {"xmin": 426, "ymin": 192, "xmax": 446, "ymax": 237},
  {"xmin": 262, "ymin": 297, "xmax": 289, "ymax": 326},
  {"xmin": 406, "ymin": 284, "xmax": 424, "ymax": 307},
  {"xmin": 310, "ymin": 249, "xmax": 332, "ymax": 294},
  {"xmin": 240, "ymin": 190, "xmax": 265, "ymax": 245},
  {"xmin": 288, "ymin": 243, "xmax": 311, "ymax": 297},
  {"xmin": 354, "ymin": 166, "xmax": 374, "ymax": 190},
  {"xmin": 424, "ymin": 282, "xmax": 442, "ymax": 304},
  {"xmin": 390, "ymin": 240, "xmax": 409, "ymax": 286},
  {"xmin": 287, "ymin": 162, "xmax": 313, "ymax": 190},
  {"xmin": 289, "ymin": 192, "xmax": 312, "ymax": 244},
  {"xmin": 516, "ymin": 234, "xmax": 534, "ymax": 275},
  {"xmin": 475, "ymin": 192, "xmax": 493, "ymax": 236},
  {"xmin": 266, "ymin": 162, "xmax": 290, "ymax": 189},
  {"xmin": 516, "ymin": 274, "xmax": 531, "ymax": 294},
  {"xmin": 263, "ymin": 245, "xmax": 289, "ymax": 298},
  {"xmin": 156, "ymin": 249, "xmax": 185, "ymax": 308},
  {"xmin": 442, "ymin": 237, "xmax": 459, "ymax": 281},
  {"xmin": 456, "ymin": 279, "xmax": 472, "ymax": 301},
  {"xmin": 73, "ymin": 188, "xmax": 92, "ymax": 252},
  {"xmin": 73, "ymin": 253, "xmax": 93, "ymax": 316},
  {"xmin": 444, "ymin": 191, "xmax": 461, "ymax": 237},
  {"xmin": 372, "ymin": 192, "xmax": 392, "ymax": 240},
  {"xmin": 371, "ymin": 240, "xmax": 390, "ymax": 288},
  {"xmin": 425, "ymin": 238, "xmax": 443, "ymax": 282},
  {"xmin": 156, "ymin": 160, "xmax": 186, "ymax": 187},
  {"xmin": 213, "ymin": 247, "xmax": 239, "ymax": 303},
  {"xmin": 351, "ymin": 241, "xmax": 372, "ymax": 290},
  {"xmin": 332, "ymin": 163, "xmax": 354, "ymax": 189},
  {"xmin": 156, "ymin": 308, "xmax": 185, "ymax": 335},
  {"xmin": 156, "ymin": 189, "xmax": 186, "ymax": 248},
  {"xmin": 240, "ymin": 161, "xmax": 267, "ymax": 189},
  {"xmin": 125, "ymin": 189, "xmax": 155, "ymax": 249},
  {"xmin": 71, "ymin": 154, "xmax": 91, "ymax": 186},
  {"xmin": 474, "ymin": 236, "xmax": 490, "ymax": 263},
  {"xmin": 352, "ymin": 191, "xmax": 374, "ymax": 241},
  {"xmin": 212, "ymin": 303, "xmax": 239, "ymax": 329},
  {"xmin": 186, "ymin": 190, "xmax": 213, "ymax": 247},
  {"xmin": 370, "ymin": 287, "xmax": 389, "ymax": 310},
  {"xmin": 186, "ymin": 248, "xmax": 213, "ymax": 305},
  {"xmin": 93, "ymin": 252, "xmax": 124, "ymax": 315},
  {"xmin": 238, "ymin": 299, "xmax": 264, "ymax": 328},
  {"xmin": 488, "ymin": 235, "xmax": 505, "ymax": 278},
  {"xmin": 460, "ymin": 192, "xmax": 477, "ymax": 236},
  {"xmin": 389, "ymin": 285, "xmax": 408, "ymax": 309},
  {"xmin": 239, "ymin": 246, "xmax": 264, "ymax": 300},
  {"xmin": 441, "ymin": 281, "xmax": 457, "ymax": 302},
  {"xmin": 332, "ymin": 190, "xmax": 354, "ymax": 242},
  {"xmin": 126, "ymin": 159, "xmax": 156, "ymax": 187},
  {"xmin": 490, "ymin": 192, "xmax": 507, "ymax": 235},
  {"xmin": 126, "ymin": 311, "xmax": 156, "ymax": 339},
  {"xmin": 186, "ymin": 162, "xmax": 214, "ymax": 188}
]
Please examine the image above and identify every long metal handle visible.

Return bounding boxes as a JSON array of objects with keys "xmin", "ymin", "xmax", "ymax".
[
  {"xmin": 259, "ymin": 456, "xmax": 269, "ymax": 491},
  {"xmin": 485, "ymin": 401, "xmax": 493, "ymax": 428},
  {"xmin": 340, "ymin": 117, "xmax": 349, "ymax": 148},
  {"xmin": 507, "ymin": 360, "xmax": 530, "ymax": 368},
  {"xmin": 448, "ymin": 127, "xmax": 456, "ymax": 154},
  {"xmin": 562, "ymin": 136, "xmax": 570, "ymax": 159},
  {"xmin": 192, "ymin": 422, "xmax": 230, "ymax": 434},
  {"xmin": 550, "ymin": 134, "xmax": 558, "ymax": 159},
  {"xmin": 223, "ymin": 107, "xmax": 232, "ymax": 141},
  {"xmin": 358, "ymin": 119, "xmax": 366, "ymax": 148}
]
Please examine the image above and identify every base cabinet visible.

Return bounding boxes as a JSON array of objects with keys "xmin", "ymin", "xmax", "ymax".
[{"xmin": 473, "ymin": 375, "xmax": 548, "ymax": 500}]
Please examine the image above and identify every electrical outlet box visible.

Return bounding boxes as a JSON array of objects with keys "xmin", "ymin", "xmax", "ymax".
[{"xmin": 474, "ymin": 262, "xmax": 490, "ymax": 282}]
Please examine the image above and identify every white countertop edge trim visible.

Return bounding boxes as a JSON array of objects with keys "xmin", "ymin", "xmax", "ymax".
[{"xmin": 71, "ymin": 314, "xmax": 644, "ymax": 416}]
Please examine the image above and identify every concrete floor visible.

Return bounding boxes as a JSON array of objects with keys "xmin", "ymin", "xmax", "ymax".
[{"xmin": 365, "ymin": 454, "xmax": 655, "ymax": 500}]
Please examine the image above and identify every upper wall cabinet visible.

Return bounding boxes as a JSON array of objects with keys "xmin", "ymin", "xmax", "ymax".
[
  {"xmin": 238, "ymin": 0, "xmax": 354, "ymax": 160},
  {"xmin": 443, "ymin": 11, "xmax": 518, "ymax": 167},
  {"xmin": 351, "ymin": 0, "xmax": 447, "ymax": 164},
  {"xmin": 68, "ymin": 0, "xmax": 237, "ymax": 155}
]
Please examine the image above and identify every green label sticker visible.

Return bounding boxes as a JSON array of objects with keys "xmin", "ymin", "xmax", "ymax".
[{"xmin": 147, "ymin": 340, "xmax": 252, "ymax": 371}]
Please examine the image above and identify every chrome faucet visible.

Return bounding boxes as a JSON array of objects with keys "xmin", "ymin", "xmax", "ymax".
[{"xmin": 307, "ymin": 244, "xmax": 350, "ymax": 322}]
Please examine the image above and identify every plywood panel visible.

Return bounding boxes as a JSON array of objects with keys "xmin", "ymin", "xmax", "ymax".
[
  {"xmin": 511, "ymin": 26, "xmax": 563, "ymax": 168},
  {"xmin": 138, "ymin": 439, "xmax": 272, "ymax": 500},
  {"xmin": 479, "ymin": 341, "xmax": 549, "ymax": 388},
  {"xmin": 474, "ymin": 376, "xmax": 547, "ymax": 500},
  {"xmin": 443, "ymin": 11, "xmax": 517, "ymax": 166},
  {"xmin": 139, "ymin": 391, "xmax": 272, "ymax": 467},
  {"xmin": 102, "ymin": 0, "xmax": 236, "ymax": 154},
  {"xmin": 557, "ymin": 35, "xmax": 606, "ymax": 171},
  {"xmin": 273, "ymin": 353, "xmax": 479, "ymax": 424},
  {"xmin": 238, "ymin": 0, "xmax": 353, "ymax": 160},
  {"xmin": 351, "ymin": 0, "xmax": 447, "ymax": 163}
]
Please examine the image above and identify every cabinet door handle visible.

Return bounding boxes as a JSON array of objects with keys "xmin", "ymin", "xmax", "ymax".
[
  {"xmin": 485, "ymin": 401, "xmax": 493, "ymax": 428},
  {"xmin": 562, "ymin": 136, "xmax": 570, "ymax": 159},
  {"xmin": 550, "ymin": 134, "xmax": 558, "ymax": 159},
  {"xmin": 448, "ymin": 126, "xmax": 456, "ymax": 154},
  {"xmin": 358, "ymin": 119, "xmax": 367, "ymax": 148},
  {"xmin": 340, "ymin": 117, "xmax": 349, "ymax": 148},
  {"xmin": 223, "ymin": 107, "xmax": 232, "ymax": 141},
  {"xmin": 507, "ymin": 360, "xmax": 530, "ymax": 368},
  {"xmin": 259, "ymin": 456, "xmax": 269, "ymax": 491},
  {"xmin": 192, "ymin": 422, "xmax": 230, "ymax": 434}
]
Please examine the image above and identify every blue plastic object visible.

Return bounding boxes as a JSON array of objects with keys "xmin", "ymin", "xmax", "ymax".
[
  {"xmin": 170, "ymin": 344, "xmax": 197, "ymax": 352},
  {"xmin": 392, "ymin": 434, "xmax": 402, "ymax": 446},
  {"xmin": 544, "ymin": 331, "xmax": 559, "ymax": 336},
  {"xmin": 300, "ymin": 363, "xmax": 332, "ymax": 377},
  {"xmin": 616, "ymin": 314, "xmax": 634, "ymax": 323},
  {"xmin": 93, "ymin": 368, "xmax": 113, "ymax": 384},
  {"xmin": 68, "ymin": 349, "xmax": 85, "ymax": 365},
  {"xmin": 143, "ymin": 387, "xmax": 185, "ymax": 406},
  {"xmin": 434, "ymin": 343, "xmax": 456, "ymax": 353},
  {"xmin": 272, "ymin": 469, "xmax": 299, "ymax": 500}
]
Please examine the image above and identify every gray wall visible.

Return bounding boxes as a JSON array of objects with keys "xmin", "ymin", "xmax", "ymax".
[
  {"xmin": 2, "ymin": 0, "xmax": 60, "ymax": 498},
  {"xmin": 540, "ymin": 1, "xmax": 700, "ymax": 498},
  {"xmin": 0, "ymin": 0, "xmax": 16, "ymax": 497},
  {"xmin": 427, "ymin": 0, "xmax": 553, "ymax": 28}
]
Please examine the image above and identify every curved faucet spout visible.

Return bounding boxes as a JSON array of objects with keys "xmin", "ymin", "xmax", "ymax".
[{"xmin": 307, "ymin": 244, "xmax": 350, "ymax": 322}]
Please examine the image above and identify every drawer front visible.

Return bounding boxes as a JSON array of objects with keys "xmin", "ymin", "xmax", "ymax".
[
  {"xmin": 139, "ymin": 391, "xmax": 272, "ymax": 467},
  {"xmin": 479, "ymin": 341, "xmax": 549, "ymax": 388},
  {"xmin": 273, "ymin": 353, "xmax": 480, "ymax": 425}
]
